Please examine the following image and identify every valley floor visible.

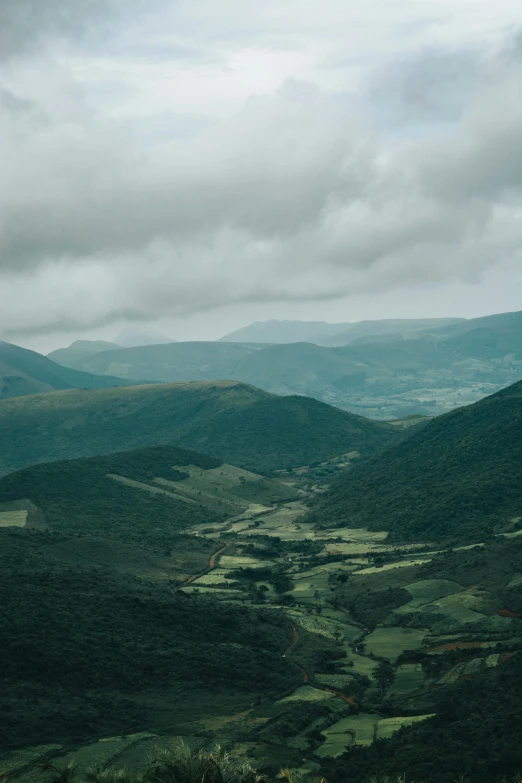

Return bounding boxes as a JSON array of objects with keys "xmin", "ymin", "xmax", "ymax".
[{"xmin": 6, "ymin": 477, "xmax": 522, "ymax": 781}]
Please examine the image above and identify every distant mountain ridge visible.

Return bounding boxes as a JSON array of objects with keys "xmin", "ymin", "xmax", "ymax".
[
  {"xmin": 0, "ymin": 341, "xmax": 137, "ymax": 400},
  {"xmin": 217, "ymin": 317, "xmax": 465, "ymax": 345},
  {"xmin": 47, "ymin": 310, "xmax": 522, "ymax": 419},
  {"xmin": 310, "ymin": 379, "xmax": 522, "ymax": 542}
]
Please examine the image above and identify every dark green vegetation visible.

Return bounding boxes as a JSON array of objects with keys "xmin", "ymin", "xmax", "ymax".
[
  {"xmin": 0, "ymin": 446, "xmax": 224, "ymax": 543},
  {"xmin": 0, "ymin": 381, "xmax": 402, "ymax": 476},
  {"xmin": 0, "ymin": 528, "xmax": 297, "ymax": 749},
  {"xmin": 0, "ymin": 445, "xmax": 299, "ymax": 548},
  {"xmin": 0, "ymin": 341, "xmax": 136, "ymax": 400},
  {"xmin": 310, "ymin": 380, "xmax": 522, "ymax": 542},
  {"xmin": 49, "ymin": 310, "xmax": 522, "ymax": 418},
  {"xmin": 323, "ymin": 651, "xmax": 522, "ymax": 783}
]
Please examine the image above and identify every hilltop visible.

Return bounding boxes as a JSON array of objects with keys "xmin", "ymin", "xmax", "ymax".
[
  {"xmin": 0, "ymin": 341, "xmax": 136, "ymax": 399},
  {"xmin": 310, "ymin": 380, "xmax": 522, "ymax": 542},
  {"xmin": 0, "ymin": 380, "xmax": 401, "ymax": 476}
]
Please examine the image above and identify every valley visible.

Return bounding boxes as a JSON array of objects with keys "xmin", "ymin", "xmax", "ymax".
[{"xmin": 3, "ymin": 448, "xmax": 521, "ymax": 783}]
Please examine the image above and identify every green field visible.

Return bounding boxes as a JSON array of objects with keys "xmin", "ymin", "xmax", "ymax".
[
  {"xmin": 395, "ymin": 579, "xmax": 464, "ymax": 612},
  {"xmin": 375, "ymin": 714, "xmax": 435, "ymax": 740},
  {"xmin": 364, "ymin": 627, "xmax": 427, "ymax": 662},
  {"xmin": 0, "ymin": 510, "xmax": 27, "ymax": 527},
  {"xmin": 389, "ymin": 664, "xmax": 426, "ymax": 694}
]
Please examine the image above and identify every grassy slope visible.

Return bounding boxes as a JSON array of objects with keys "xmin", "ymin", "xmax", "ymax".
[
  {"xmin": 311, "ymin": 380, "xmax": 522, "ymax": 542},
  {"xmin": 0, "ymin": 341, "xmax": 136, "ymax": 400},
  {"xmin": 0, "ymin": 445, "xmax": 229, "ymax": 544},
  {"xmin": 0, "ymin": 381, "xmax": 402, "ymax": 475}
]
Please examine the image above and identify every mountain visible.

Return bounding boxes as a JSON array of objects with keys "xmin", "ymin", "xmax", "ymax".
[
  {"xmin": 48, "ymin": 320, "xmax": 522, "ymax": 418},
  {"xmin": 218, "ymin": 317, "xmax": 465, "ymax": 345},
  {"xmin": 49, "ymin": 340, "xmax": 263, "ymax": 380},
  {"xmin": 218, "ymin": 319, "xmax": 351, "ymax": 343},
  {"xmin": 310, "ymin": 380, "xmax": 522, "ymax": 542},
  {"xmin": 315, "ymin": 317, "xmax": 465, "ymax": 346},
  {"xmin": 113, "ymin": 329, "xmax": 176, "ymax": 347},
  {"xmin": 0, "ymin": 380, "xmax": 402, "ymax": 476},
  {"xmin": 0, "ymin": 341, "xmax": 137, "ymax": 400},
  {"xmin": 48, "ymin": 339, "xmax": 122, "ymax": 366}
]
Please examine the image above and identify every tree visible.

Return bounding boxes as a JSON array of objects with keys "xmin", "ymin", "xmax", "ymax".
[{"xmin": 373, "ymin": 659, "xmax": 395, "ymax": 694}]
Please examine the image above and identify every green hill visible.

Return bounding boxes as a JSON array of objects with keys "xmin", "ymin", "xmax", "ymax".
[
  {"xmin": 0, "ymin": 341, "xmax": 136, "ymax": 399},
  {"xmin": 0, "ymin": 380, "xmax": 401, "ymax": 476},
  {"xmin": 0, "ymin": 444, "xmax": 298, "ymax": 547},
  {"xmin": 310, "ymin": 380, "xmax": 522, "ymax": 542}
]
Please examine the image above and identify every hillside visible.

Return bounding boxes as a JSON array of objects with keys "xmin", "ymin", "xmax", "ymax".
[
  {"xmin": 0, "ymin": 444, "xmax": 298, "ymax": 546},
  {"xmin": 48, "ymin": 321, "xmax": 522, "ymax": 418},
  {"xmin": 0, "ymin": 381, "xmax": 401, "ymax": 476},
  {"xmin": 0, "ymin": 341, "xmax": 136, "ymax": 399},
  {"xmin": 0, "ymin": 529, "xmax": 297, "ymax": 748},
  {"xmin": 310, "ymin": 380, "xmax": 522, "ymax": 542}
]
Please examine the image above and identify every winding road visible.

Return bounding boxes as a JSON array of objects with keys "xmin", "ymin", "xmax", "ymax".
[{"xmin": 181, "ymin": 543, "xmax": 229, "ymax": 586}]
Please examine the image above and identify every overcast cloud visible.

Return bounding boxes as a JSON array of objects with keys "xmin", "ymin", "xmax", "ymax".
[{"xmin": 0, "ymin": 0, "xmax": 521, "ymax": 346}]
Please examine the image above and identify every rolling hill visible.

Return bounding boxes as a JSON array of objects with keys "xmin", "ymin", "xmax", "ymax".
[
  {"xmin": 0, "ymin": 380, "xmax": 402, "ymax": 476},
  {"xmin": 0, "ymin": 444, "xmax": 298, "ymax": 545},
  {"xmin": 0, "ymin": 341, "xmax": 136, "ymax": 399},
  {"xmin": 310, "ymin": 380, "xmax": 522, "ymax": 542}
]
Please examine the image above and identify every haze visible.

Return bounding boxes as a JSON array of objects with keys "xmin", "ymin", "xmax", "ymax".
[{"xmin": 0, "ymin": 0, "xmax": 521, "ymax": 353}]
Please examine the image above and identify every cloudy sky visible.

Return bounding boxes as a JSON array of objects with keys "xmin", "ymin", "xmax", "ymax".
[{"xmin": 1, "ymin": 0, "xmax": 521, "ymax": 352}]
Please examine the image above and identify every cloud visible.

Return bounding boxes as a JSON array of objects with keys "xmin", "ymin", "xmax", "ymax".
[{"xmin": 0, "ymin": 1, "xmax": 521, "ymax": 337}]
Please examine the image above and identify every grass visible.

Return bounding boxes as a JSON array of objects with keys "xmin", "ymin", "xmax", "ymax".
[
  {"xmin": 375, "ymin": 715, "xmax": 435, "ymax": 740},
  {"xmin": 389, "ymin": 664, "xmax": 425, "ymax": 694},
  {"xmin": 277, "ymin": 686, "xmax": 337, "ymax": 703},
  {"xmin": 395, "ymin": 579, "xmax": 464, "ymax": 612},
  {"xmin": 0, "ymin": 510, "xmax": 27, "ymax": 527},
  {"xmin": 364, "ymin": 627, "xmax": 427, "ymax": 662}
]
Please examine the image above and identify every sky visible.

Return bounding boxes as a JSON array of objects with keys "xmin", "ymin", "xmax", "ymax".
[{"xmin": 0, "ymin": 0, "xmax": 521, "ymax": 353}]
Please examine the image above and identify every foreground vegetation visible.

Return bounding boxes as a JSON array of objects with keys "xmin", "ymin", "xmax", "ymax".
[{"xmin": 9, "ymin": 740, "xmax": 522, "ymax": 783}]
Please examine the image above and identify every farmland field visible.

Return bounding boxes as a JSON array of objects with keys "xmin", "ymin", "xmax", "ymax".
[
  {"xmin": 365, "ymin": 627, "xmax": 427, "ymax": 661},
  {"xmin": 0, "ymin": 510, "xmax": 27, "ymax": 527}
]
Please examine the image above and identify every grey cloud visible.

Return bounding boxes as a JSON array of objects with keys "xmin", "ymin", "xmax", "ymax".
[
  {"xmin": 0, "ymin": 25, "xmax": 521, "ymax": 335},
  {"xmin": 0, "ymin": 0, "xmax": 166, "ymax": 59}
]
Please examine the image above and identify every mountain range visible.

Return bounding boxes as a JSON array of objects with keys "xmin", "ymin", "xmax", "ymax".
[{"xmin": 47, "ymin": 309, "xmax": 522, "ymax": 418}]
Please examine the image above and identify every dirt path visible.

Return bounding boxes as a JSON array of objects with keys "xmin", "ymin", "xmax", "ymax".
[
  {"xmin": 181, "ymin": 543, "xmax": 229, "ymax": 586},
  {"xmin": 209, "ymin": 544, "xmax": 228, "ymax": 569},
  {"xmin": 284, "ymin": 621, "xmax": 357, "ymax": 703}
]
